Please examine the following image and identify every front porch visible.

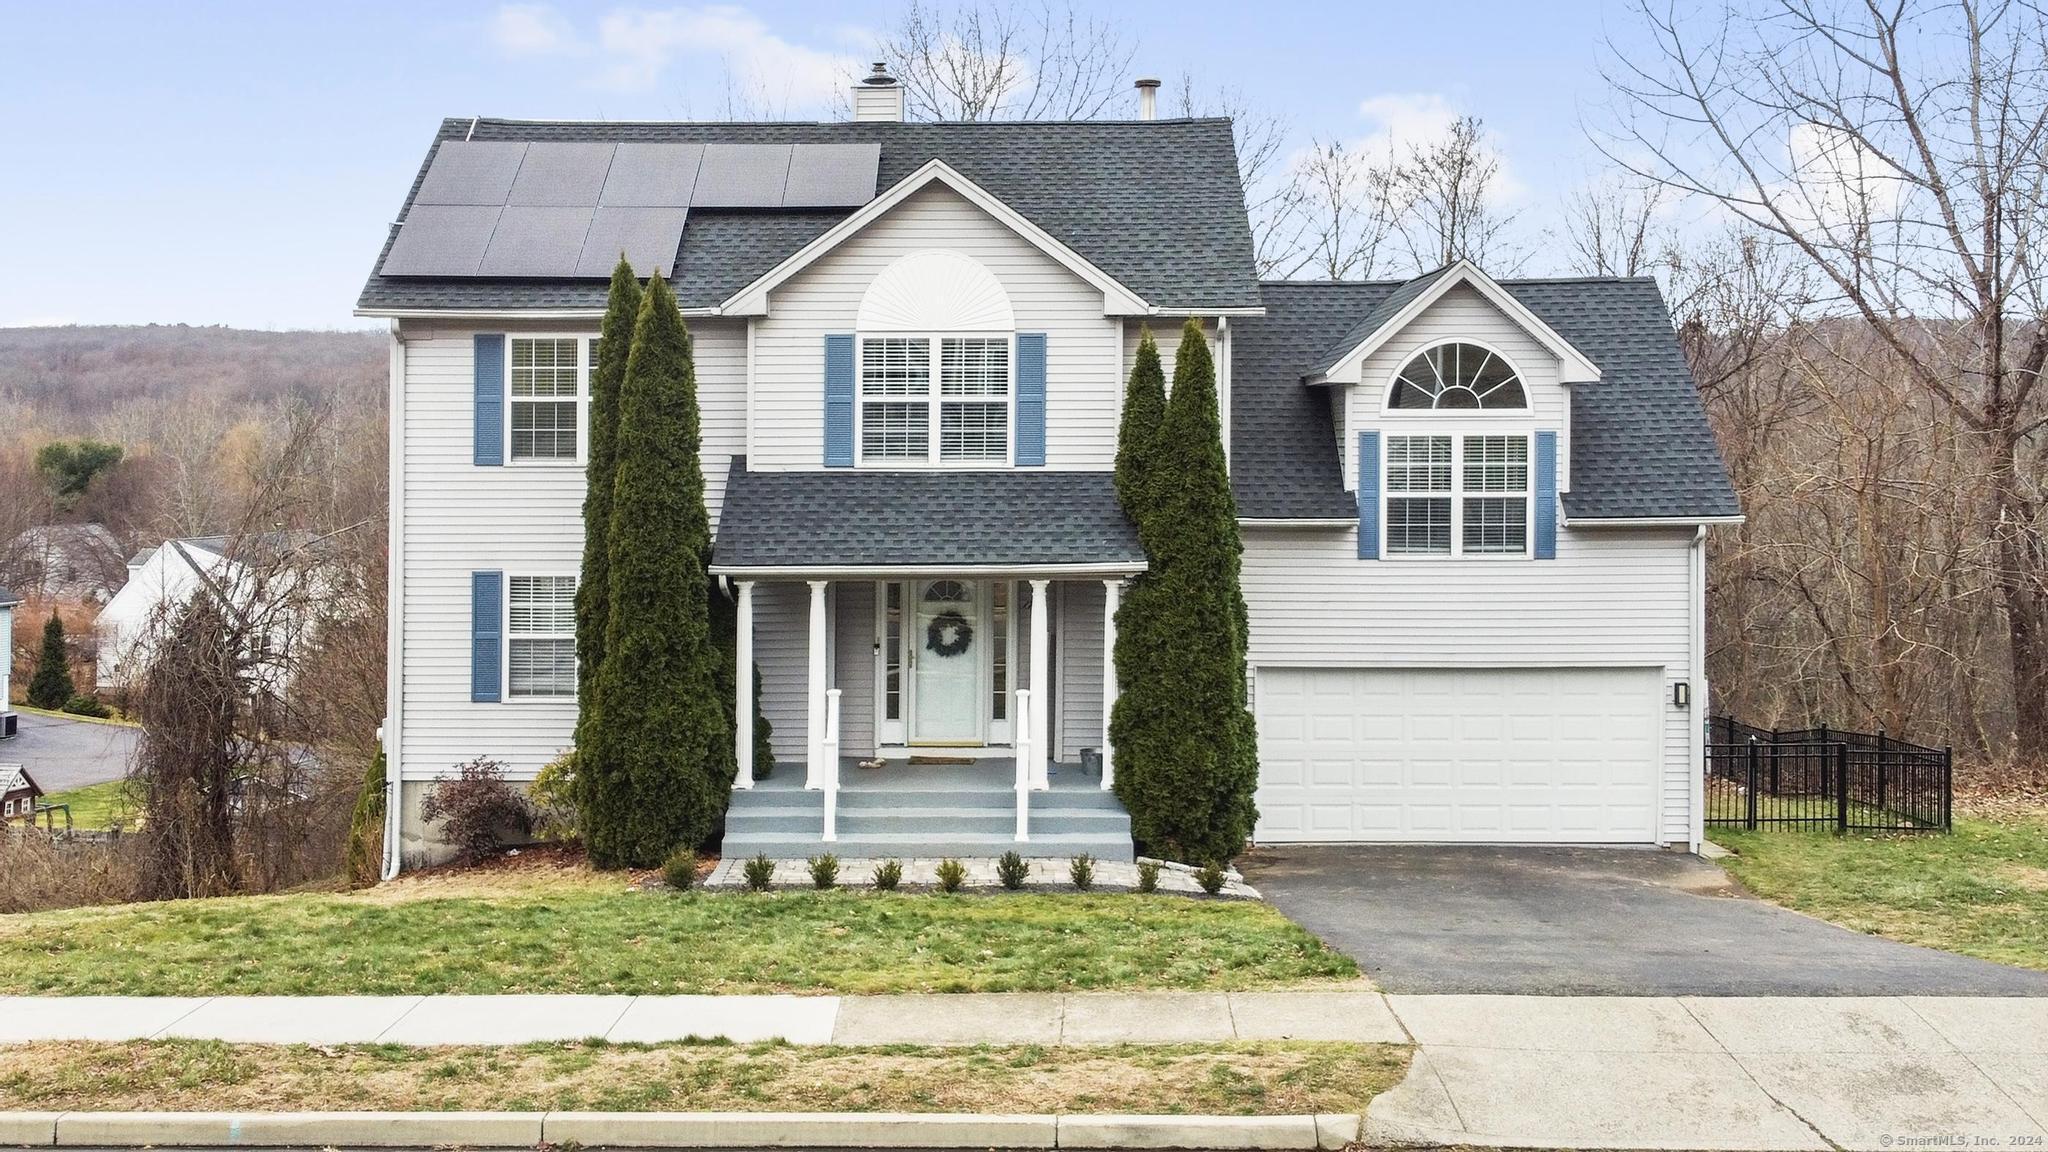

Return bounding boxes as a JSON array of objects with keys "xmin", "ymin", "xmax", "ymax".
[{"xmin": 724, "ymin": 757, "xmax": 1134, "ymax": 861}]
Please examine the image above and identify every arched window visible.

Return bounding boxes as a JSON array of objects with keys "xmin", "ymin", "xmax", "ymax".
[{"xmin": 1387, "ymin": 341, "xmax": 1527, "ymax": 410}]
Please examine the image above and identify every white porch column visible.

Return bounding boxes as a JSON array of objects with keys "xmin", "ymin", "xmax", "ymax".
[
  {"xmin": 1101, "ymin": 578, "xmax": 1119, "ymax": 790},
  {"xmin": 734, "ymin": 580, "xmax": 754, "ymax": 790},
  {"xmin": 1028, "ymin": 578, "xmax": 1051, "ymax": 790},
  {"xmin": 806, "ymin": 579, "xmax": 828, "ymax": 789}
]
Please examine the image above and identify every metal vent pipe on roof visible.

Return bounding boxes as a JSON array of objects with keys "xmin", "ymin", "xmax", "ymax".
[{"xmin": 1135, "ymin": 78, "xmax": 1160, "ymax": 120}]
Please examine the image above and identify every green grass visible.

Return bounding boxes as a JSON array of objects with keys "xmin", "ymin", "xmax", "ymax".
[
  {"xmin": 0, "ymin": 1038, "xmax": 1409, "ymax": 1115},
  {"xmin": 10, "ymin": 703, "xmax": 138, "ymax": 727},
  {"xmin": 1710, "ymin": 815, "xmax": 2048, "ymax": 970},
  {"xmin": 0, "ymin": 867, "xmax": 1357, "ymax": 996},
  {"xmin": 38, "ymin": 779, "xmax": 141, "ymax": 830}
]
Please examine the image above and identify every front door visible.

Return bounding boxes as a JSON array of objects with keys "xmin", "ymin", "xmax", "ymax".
[{"xmin": 911, "ymin": 579, "xmax": 983, "ymax": 744}]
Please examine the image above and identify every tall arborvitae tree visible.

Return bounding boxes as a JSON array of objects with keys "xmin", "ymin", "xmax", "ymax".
[
  {"xmin": 574, "ymin": 258, "xmax": 643, "ymax": 766},
  {"xmin": 581, "ymin": 274, "xmax": 733, "ymax": 868},
  {"xmin": 1114, "ymin": 329, "xmax": 1168, "ymax": 548},
  {"xmin": 27, "ymin": 613, "xmax": 75, "ymax": 709},
  {"xmin": 1114, "ymin": 319, "xmax": 1259, "ymax": 863},
  {"xmin": 1109, "ymin": 329, "xmax": 1169, "ymax": 832}
]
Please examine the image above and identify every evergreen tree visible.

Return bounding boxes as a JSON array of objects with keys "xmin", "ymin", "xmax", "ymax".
[
  {"xmin": 574, "ymin": 258, "xmax": 643, "ymax": 762},
  {"xmin": 27, "ymin": 613, "xmax": 75, "ymax": 710},
  {"xmin": 1114, "ymin": 328, "xmax": 1168, "ymax": 549},
  {"xmin": 345, "ymin": 748, "xmax": 387, "ymax": 888},
  {"xmin": 581, "ymin": 274, "xmax": 733, "ymax": 868},
  {"xmin": 1112, "ymin": 319, "xmax": 1259, "ymax": 862}
]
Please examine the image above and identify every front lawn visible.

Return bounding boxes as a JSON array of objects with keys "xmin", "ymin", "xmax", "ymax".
[
  {"xmin": 1710, "ymin": 816, "xmax": 2048, "ymax": 970},
  {"xmin": 0, "ymin": 860, "xmax": 1356, "ymax": 995},
  {"xmin": 0, "ymin": 1038, "xmax": 1408, "ymax": 1115}
]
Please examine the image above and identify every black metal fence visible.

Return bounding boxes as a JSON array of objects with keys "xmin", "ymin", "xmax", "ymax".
[{"xmin": 1704, "ymin": 716, "xmax": 1951, "ymax": 833}]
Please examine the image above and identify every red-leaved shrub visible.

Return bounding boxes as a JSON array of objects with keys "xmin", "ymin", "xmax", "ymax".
[{"xmin": 420, "ymin": 757, "xmax": 531, "ymax": 867}]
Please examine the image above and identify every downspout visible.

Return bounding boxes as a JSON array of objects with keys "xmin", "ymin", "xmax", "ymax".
[
  {"xmin": 382, "ymin": 320, "xmax": 407, "ymax": 881},
  {"xmin": 1689, "ymin": 524, "xmax": 1707, "ymax": 853}
]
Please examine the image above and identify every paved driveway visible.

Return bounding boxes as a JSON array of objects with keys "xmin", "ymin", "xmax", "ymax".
[
  {"xmin": 2, "ymin": 710, "xmax": 137, "ymax": 792},
  {"xmin": 1241, "ymin": 844, "xmax": 2048, "ymax": 996}
]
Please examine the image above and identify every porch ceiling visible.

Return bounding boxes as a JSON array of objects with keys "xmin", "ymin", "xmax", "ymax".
[{"xmin": 712, "ymin": 457, "xmax": 1144, "ymax": 574}]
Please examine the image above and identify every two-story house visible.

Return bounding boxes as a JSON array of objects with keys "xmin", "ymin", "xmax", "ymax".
[{"xmin": 359, "ymin": 71, "xmax": 1739, "ymax": 875}]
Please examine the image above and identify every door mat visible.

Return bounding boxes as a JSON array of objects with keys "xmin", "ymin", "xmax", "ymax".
[{"xmin": 909, "ymin": 755, "xmax": 977, "ymax": 765}]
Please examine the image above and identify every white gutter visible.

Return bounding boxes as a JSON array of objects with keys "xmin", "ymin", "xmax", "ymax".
[
  {"xmin": 381, "ymin": 320, "xmax": 407, "ymax": 881},
  {"xmin": 708, "ymin": 562, "xmax": 1146, "ymax": 579},
  {"xmin": 1566, "ymin": 515, "xmax": 1746, "ymax": 528},
  {"xmin": 355, "ymin": 307, "xmax": 720, "ymax": 322},
  {"xmin": 1238, "ymin": 518, "xmax": 1353, "ymax": 529}
]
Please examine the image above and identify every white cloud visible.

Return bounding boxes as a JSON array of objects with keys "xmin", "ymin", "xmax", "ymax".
[
  {"xmin": 1779, "ymin": 121, "xmax": 1906, "ymax": 234},
  {"xmin": 1350, "ymin": 92, "xmax": 1527, "ymax": 202},
  {"xmin": 487, "ymin": 4, "xmax": 860, "ymax": 109},
  {"xmin": 490, "ymin": 3, "xmax": 584, "ymax": 57}
]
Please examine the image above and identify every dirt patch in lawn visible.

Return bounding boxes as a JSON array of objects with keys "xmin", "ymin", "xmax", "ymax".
[{"xmin": 0, "ymin": 1039, "xmax": 1409, "ymax": 1115}]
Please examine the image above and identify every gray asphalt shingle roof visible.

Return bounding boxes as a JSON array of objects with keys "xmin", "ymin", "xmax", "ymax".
[
  {"xmin": 0, "ymin": 586, "xmax": 19, "ymax": 608},
  {"xmin": 359, "ymin": 118, "xmax": 1260, "ymax": 314},
  {"xmin": 712, "ymin": 458, "xmax": 1142, "ymax": 570},
  {"xmin": 1231, "ymin": 276, "xmax": 1741, "ymax": 522}
]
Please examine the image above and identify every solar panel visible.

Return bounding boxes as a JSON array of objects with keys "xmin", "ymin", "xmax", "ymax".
[
  {"xmin": 602, "ymin": 143, "xmax": 704, "ymax": 206},
  {"xmin": 783, "ymin": 143, "xmax": 882, "ymax": 207},
  {"xmin": 477, "ymin": 207, "xmax": 595, "ymax": 276},
  {"xmin": 692, "ymin": 144, "xmax": 793, "ymax": 207},
  {"xmin": 380, "ymin": 205, "xmax": 503, "ymax": 275},
  {"xmin": 506, "ymin": 142, "xmax": 616, "ymax": 206},
  {"xmin": 413, "ymin": 142, "xmax": 528, "ymax": 206},
  {"xmin": 576, "ymin": 206, "xmax": 690, "ymax": 277}
]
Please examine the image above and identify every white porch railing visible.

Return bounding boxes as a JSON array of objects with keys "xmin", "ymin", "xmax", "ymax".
[
  {"xmin": 1014, "ymin": 688, "xmax": 1032, "ymax": 841},
  {"xmin": 822, "ymin": 687, "xmax": 841, "ymax": 842}
]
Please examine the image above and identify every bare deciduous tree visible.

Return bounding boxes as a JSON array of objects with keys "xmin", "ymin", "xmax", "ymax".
[
  {"xmin": 1397, "ymin": 116, "xmax": 1525, "ymax": 273},
  {"xmin": 876, "ymin": 0, "xmax": 1135, "ymax": 121},
  {"xmin": 1562, "ymin": 174, "xmax": 1671, "ymax": 277},
  {"xmin": 1601, "ymin": 0, "xmax": 2048, "ymax": 756}
]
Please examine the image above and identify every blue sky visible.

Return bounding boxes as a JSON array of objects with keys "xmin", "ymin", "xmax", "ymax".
[{"xmin": 1, "ymin": 1, "xmax": 1639, "ymax": 329}]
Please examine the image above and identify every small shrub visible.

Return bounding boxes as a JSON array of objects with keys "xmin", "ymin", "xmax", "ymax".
[
  {"xmin": 743, "ymin": 853, "xmax": 776, "ymax": 891},
  {"xmin": 1136, "ymin": 860, "xmax": 1160, "ymax": 893},
  {"xmin": 662, "ymin": 847, "xmax": 697, "ymax": 891},
  {"xmin": 1069, "ymin": 854, "xmax": 1095, "ymax": 890},
  {"xmin": 1196, "ymin": 861, "xmax": 1227, "ymax": 895},
  {"xmin": 419, "ymin": 756, "xmax": 532, "ymax": 867},
  {"xmin": 808, "ymin": 853, "xmax": 839, "ymax": 889},
  {"xmin": 997, "ymin": 850, "xmax": 1030, "ymax": 890},
  {"xmin": 872, "ymin": 859, "xmax": 903, "ymax": 891},
  {"xmin": 528, "ymin": 750, "xmax": 580, "ymax": 842},
  {"xmin": 935, "ymin": 858, "xmax": 967, "ymax": 893},
  {"xmin": 60, "ymin": 694, "xmax": 112, "ymax": 719}
]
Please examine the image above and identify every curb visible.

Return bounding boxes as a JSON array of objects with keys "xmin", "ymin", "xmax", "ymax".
[{"xmin": 0, "ymin": 1109, "xmax": 1362, "ymax": 1149}]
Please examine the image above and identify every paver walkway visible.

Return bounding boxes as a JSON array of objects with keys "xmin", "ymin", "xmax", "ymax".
[{"xmin": 0, "ymin": 990, "xmax": 2039, "ymax": 1149}]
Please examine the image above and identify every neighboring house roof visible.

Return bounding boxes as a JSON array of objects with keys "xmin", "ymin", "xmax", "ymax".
[
  {"xmin": 712, "ymin": 458, "xmax": 1144, "ymax": 571},
  {"xmin": 358, "ymin": 118, "xmax": 1260, "ymax": 315},
  {"xmin": 1230, "ymin": 276, "xmax": 1741, "ymax": 522},
  {"xmin": 0, "ymin": 765, "xmax": 41, "ymax": 798},
  {"xmin": 0, "ymin": 586, "xmax": 19, "ymax": 608}
]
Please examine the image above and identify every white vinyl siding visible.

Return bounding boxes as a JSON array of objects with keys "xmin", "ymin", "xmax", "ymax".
[
  {"xmin": 392, "ymin": 318, "xmax": 745, "ymax": 783},
  {"xmin": 1056, "ymin": 580, "xmax": 1105, "ymax": 761},
  {"xmin": 750, "ymin": 183, "xmax": 1117, "ymax": 471},
  {"xmin": 1242, "ymin": 524, "xmax": 1699, "ymax": 844}
]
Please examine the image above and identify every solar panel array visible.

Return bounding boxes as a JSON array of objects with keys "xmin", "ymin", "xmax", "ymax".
[{"xmin": 381, "ymin": 140, "xmax": 882, "ymax": 279}]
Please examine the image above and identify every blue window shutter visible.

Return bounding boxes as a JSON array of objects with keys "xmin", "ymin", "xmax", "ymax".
[
  {"xmin": 471, "ymin": 571, "xmax": 503, "ymax": 703},
  {"xmin": 1534, "ymin": 430, "xmax": 1558, "ymax": 560},
  {"xmin": 1015, "ymin": 332, "xmax": 1047, "ymax": 466},
  {"xmin": 1357, "ymin": 430, "xmax": 1381, "ymax": 560},
  {"xmin": 823, "ymin": 334, "xmax": 855, "ymax": 467},
  {"xmin": 474, "ymin": 334, "xmax": 505, "ymax": 467}
]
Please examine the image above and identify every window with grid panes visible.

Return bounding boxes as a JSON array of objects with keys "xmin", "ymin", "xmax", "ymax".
[
  {"xmin": 1461, "ymin": 435, "xmax": 1530, "ymax": 554},
  {"xmin": 509, "ymin": 338, "xmax": 583, "ymax": 461},
  {"xmin": 859, "ymin": 336, "xmax": 1011, "ymax": 463},
  {"xmin": 1383, "ymin": 434, "xmax": 1532, "ymax": 557},
  {"xmin": 1386, "ymin": 435, "xmax": 1453, "ymax": 554}
]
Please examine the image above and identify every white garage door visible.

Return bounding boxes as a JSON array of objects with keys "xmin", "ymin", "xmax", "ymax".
[{"xmin": 1254, "ymin": 667, "xmax": 1662, "ymax": 843}]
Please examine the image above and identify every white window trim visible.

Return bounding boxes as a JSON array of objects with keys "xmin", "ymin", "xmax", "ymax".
[
  {"xmin": 854, "ymin": 332, "xmax": 1016, "ymax": 468},
  {"xmin": 504, "ymin": 571, "xmax": 579, "ymax": 702},
  {"xmin": 1379, "ymin": 337, "xmax": 1533, "ymax": 417},
  {"xmin": 506, "ymin": 334, "xmax": 592, "ymax": 468},
  {"xmin": 1381, "ymin": 429, "xmax": 1535, "ymax": 561}
]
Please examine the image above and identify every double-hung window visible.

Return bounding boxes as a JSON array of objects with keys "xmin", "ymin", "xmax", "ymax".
[
  {"xmin": 507, "ymin": 575, "xmax": 577, "ymax": 698},
  {"xmin": 509, "ymin": 337, "xmax": 585, "ymax": 463},
  {"xmin": 1384, "ymin": 434, "xmax": 1531, "ymax": 557},
  {"xmin": 859, "ymin": 336, "xmax": 1011, "ymax": 464}
]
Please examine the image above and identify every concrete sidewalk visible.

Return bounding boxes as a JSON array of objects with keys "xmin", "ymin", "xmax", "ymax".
[
  {"xmin": 1370, "ymin": 994, "xmax": 2048, "ymax": 1150},
  {"xmin": 0, "ymin": 988, "xmax": 1405, "ymax": 1047}
]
